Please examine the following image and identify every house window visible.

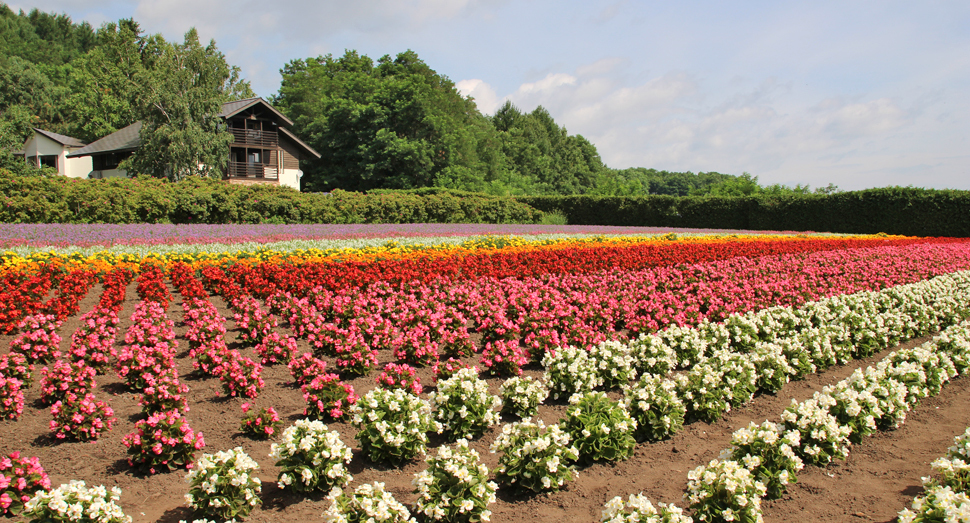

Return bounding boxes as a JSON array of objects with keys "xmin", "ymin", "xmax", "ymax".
[
  {"xmin": 92, "ymin": 152, "xmax": 132, "ymax": 171},
  {"xmin": 248, "ymin": 151, "xmax": 261, "ymax": 164},
  {"xmin": 39, "ymin": 155, "xmax": 58, "ymax": 170}
]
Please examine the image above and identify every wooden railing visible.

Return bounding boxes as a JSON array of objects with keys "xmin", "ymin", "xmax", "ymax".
[
  {"xmin": 227, "ymin": 161, "xmax": 278, "ymax": 180},
  {"xmin": 229, "ymin": 128, "xmax": 278, "ymax": 149}
]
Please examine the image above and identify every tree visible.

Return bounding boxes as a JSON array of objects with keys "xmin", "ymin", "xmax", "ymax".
[
  {"xmin": 63, "ymin": 19, "xmax": 145, "ymax": 142},
  {"xmin": 122, "ymin": 28, "xmax": 253, "ymax": 181},
  {"xmin": 276, "ymin": 49, "xmax": 503, "ymax": 192}
]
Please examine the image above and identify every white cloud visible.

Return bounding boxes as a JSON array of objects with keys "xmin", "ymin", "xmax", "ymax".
[
  {"xmin": 478, "ymin": 55, "xmax": 966, "ymax": 190},
  {"xmin": 455, "ymin": 79, "xmax": 501, "ymax": 114}
]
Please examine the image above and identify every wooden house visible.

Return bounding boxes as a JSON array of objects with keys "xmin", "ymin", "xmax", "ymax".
[{"xmin": 67, "ymin": 97, "xmax": 320, "ymax": 191}]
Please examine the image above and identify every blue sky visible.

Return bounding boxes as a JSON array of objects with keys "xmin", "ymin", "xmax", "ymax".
[{"xmin": 12, "ymin": 1, "xmax": 970, "ymax": 190}]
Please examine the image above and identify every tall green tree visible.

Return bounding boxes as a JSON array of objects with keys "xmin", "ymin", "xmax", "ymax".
[
  {"xmin": 122, "ymin": 28, "xmax": 253, "ymax": 181},
  {"xmin": 492, "ymin": 103, "xmax": 608, "ymax": 194},
  {"xmin": 0, "ymin": 4, "xmax": 96, "ymax": 67},
  {"xmin": 276, "ymin": 49, "xmax": 502, "ymax": 192},
  {"xmin": 64, "ymin": 19, "xmax": 145, "ymax": 142}
]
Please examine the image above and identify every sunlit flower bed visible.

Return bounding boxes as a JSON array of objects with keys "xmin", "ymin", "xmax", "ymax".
[{"xmin": 1, "ymin": 228, "xmax": 969, "ymax": 522}]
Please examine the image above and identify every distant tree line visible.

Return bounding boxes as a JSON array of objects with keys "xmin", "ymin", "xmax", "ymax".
[{"xmin": 2, "ymin": 4, "xmax": 840, "ymax": 196}]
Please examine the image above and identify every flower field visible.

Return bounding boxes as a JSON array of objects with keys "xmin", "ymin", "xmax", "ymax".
[{"xmin": 1, "ymin": 226, "xmax": 969, "ymax": 523}]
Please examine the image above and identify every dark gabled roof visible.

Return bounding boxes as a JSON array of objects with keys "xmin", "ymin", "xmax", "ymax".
[
  {"xmin": 33, "ymin": 129, "xmax": 87, "ymax": 148},
  {"xmin": 279, "ymin": 126, "xmax": 321, "ymax": 159},
  {"xmin": 219, "ymin": 97, "xmax": 294, "ymax": 127},
  {"xmin": 67, "ymin": 121, "xmax": 142, "ymax": 158},
  {"xmin": 66, "ymin": 98, "xmax": 306, "ymax": 159}
]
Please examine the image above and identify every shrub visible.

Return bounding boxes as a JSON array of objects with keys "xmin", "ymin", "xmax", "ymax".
[
  {"xmin": 726, "ymin": 420, "xmax": 804, "ymax": 500},
  {"xmin": 780, "ymin": 395, "xmax": 851, "ymax": 467},
  {"xmin": 49, "ymin": 392, "xmax": 115, "ymax": 442},
  {"xmin": 122, "ymin": 410, "xmax": 205, "ymax": 474},
  {"xmin": 214, "ymin": 353, "xmax": 264, "ymax": 399},
  {"xmin": 22, "ymin": 481, "xmax": 131, "ymax": 523},
  {"xmin": 490, "ymin": 419, "xmax": 578, "ymax": 493},
  {"xmin": 254, "ymin": 331, "xmax": 298, "ymax": 366},
  {"xmin": 429, "ymin": 368, "xmax": 502, "ymax": 441},
  {"xmin": 39, "ymin": 359, "xmax": 97, "ymax": 406},
  {"xmin": 302, "ymin": 373, "xmax": 357, "ymax": 421},
  {"xmin": 0, "ymin": 452, "xmax": 51, "ymax": 517},
  {"xmin": 600, "ymin": 493, "xmax": 692, "ymax": 523},
  {"xmin": 542, "ymin": 346, "xmax": 602, "ymax": 401},
  {"xmin": 10, "ymin": 313, "xmax": 62, "ymax": 364},
  {"xmin": 239, "ymin": 403, "xmax": 282, "ymax": 439},
  {"xmin": 499, "ymin": 375, "xmax": 548, "ymax": 418},
  {"xmin": 376, "ymin": 362, "xmax": 423, "ymax": 395},
  {"xmin": 897, "ymin": 485, "xmax": 970, "ymax": 523},
  {"xmin": 270, "ymin": 419, "xmax": 353, "ymax": 493},
  {"xmin": 0, "ymin": 375, "xmax": 24, "ymax": 421},
  {"xmin": 588, "ymin": 340, "xmax": 637, "ymax": 389},
  {"xmin": 184, "ymin": 447, "xmax": 262, "ymax": 522},
  {"xmin": 560, "ymin": 391, "xmax": 637, "ymax": 464},
  {"xmin": 412, "ymin": 439, "xmax": 497, "ymax": 522},
  {"xmin": 351, "ymin": 388, "xmax": 439, "ymax": 465},
  {"xmin": 622, "ymin": 374, "xmax": 686, "ymax": 442},
  {"xmin": 321, "ymin": 482, "xmax": 415, "ymax": 523},
  {"xmin": 684, "ymin": 459, "xmax": 766, "ymax": 523}
]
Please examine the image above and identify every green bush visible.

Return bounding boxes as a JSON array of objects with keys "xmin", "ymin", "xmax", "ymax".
[
  {"xmin": 0, "ymin": 170, "xmax": 543, "ymax": 224},
  {"xmin": 517, "ymin": 188, "xmax": 970, "ymax": 236}
]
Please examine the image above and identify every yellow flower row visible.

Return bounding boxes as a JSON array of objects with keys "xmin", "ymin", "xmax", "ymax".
[{"xmin": 0, "ymin": 232, "xmax": 909, "ymax": 276}]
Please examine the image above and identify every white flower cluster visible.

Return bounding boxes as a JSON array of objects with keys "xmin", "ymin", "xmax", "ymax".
[
  {"xmin": 951, "ymin": 427, "xmax": 970, "ymax": 462},
  {"xmin": 587, "ymin": 340, "xmax": 637, "ymax": 389},
  {"xmin": 322, "ymin": 482, "xmax": 415, "ymax": 523},
  {"xmin": 780, "ymin": 394, "xmax": 852, "ymax": 466},
  {"xmin": 23, "ymin": 480, "xmax": 131, "ymax": 523},
  {"xmin": 542, "ymin": 345, "xmax": 602, "ymax": 400},
  {"xmin": 490, "ymin": 418, "xmax": 579, "ymax": 493},
  {"xmin": 883, "ymin": 346, "xmax": 958, "ymax": 403},
  {"xmin": 184, "ymin": 447, "xmax": 261, "ymax": 521},
  {"xmin": 898, "ymin": 486, "xmax": 970, "ymax": 523},
  {"xmin": 270, "ymin": 418, "xmax": 353, "ymax": 493},
  {"xmin": 352, "ymin": 388, "xmax": 439, "ymax": 465},
  {"xmin": 724, "ymin": 420, "xmax": 803, "ymax": 500},
  {"xmin": 499, "ymin": 375, "xmax": 548, "ymax": 418},
  {"xmin": 626, "ymin": 334, "xmax": 678, "ymax": 377},
  {"xmin": 430, "ymin": 367, "xmax": 502, "ymax": 441},
  {"xmin": 622, "ymin": 373, "xmax": 685, "ymax": 442},
  {"xmin": 412, "ymin": 439, "xmax": 497, "ymax": 522},
  {"xmin": 600, "ymin": 493, "xmax": 692, "ymax": 523},
  {"xmin": 655, "ymin": 325, "xmax": 709, "ymax": 369},
  {"xmin": 898, "ymin": 426, "xmax": 970, "ymax": 522},
  {"xmin": 685, "ymin": 459, "xmax": 766, "ymax": 523},
  {"xmin": 748, "ymin": 342, "xmax": 794, "ymax": 393},
  {"xmin": 679, "ymin": 351, "xmax": 756, "ymax": 424}
]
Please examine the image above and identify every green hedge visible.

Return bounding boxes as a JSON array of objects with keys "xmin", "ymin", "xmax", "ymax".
[
  {"xmin": 0, "ymin": 172, "xmax": 543, "ymax": 224},
  {"xmin": 516, "ymin": 187, "xmax": 970, "ymax": 237}
]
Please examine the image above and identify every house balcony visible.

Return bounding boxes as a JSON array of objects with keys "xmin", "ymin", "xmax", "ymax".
[
  {"xmin": 226, "ymin": 161, "xmax": 279, "ymax": 181},
  {"xmin": 229, "ymin": 128, "xmax": 278, "ymax": 149}
]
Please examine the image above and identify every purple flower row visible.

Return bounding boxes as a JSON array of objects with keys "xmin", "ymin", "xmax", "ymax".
[{"xmin": 0, "ymin": 224, "xmax": 784, "ymax": 249}]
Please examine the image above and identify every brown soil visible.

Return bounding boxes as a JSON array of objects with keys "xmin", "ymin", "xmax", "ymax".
[{"xmin": 2, "ymin": 283, "xmax": 968, "ymax": 523}]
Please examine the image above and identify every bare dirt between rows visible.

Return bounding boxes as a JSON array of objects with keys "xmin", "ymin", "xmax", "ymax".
[{"xmin": 2, "ymin": 283, "xmax": 968, "ymax": 523}]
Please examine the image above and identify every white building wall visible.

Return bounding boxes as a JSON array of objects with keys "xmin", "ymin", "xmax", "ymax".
[
  {"xmin": 23, "ymin": 133, "xmax": 93, "ymax": 178},
  {"xmin": 279, "ymin": 168, "xmax": 303, "ymax": 191},
  {"xmin": 63, "ymin": 154, "xmax": 92, "ymax": 179}
]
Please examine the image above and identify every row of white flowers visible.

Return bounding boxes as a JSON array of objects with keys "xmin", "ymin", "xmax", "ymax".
[
  {"xmin": 897, "ymin": 427, "xmax": 970, "ymax": 522},
  {"xmin": 543, "ymin": 271, "xmax": 970, "ymax": 450},
  {"xmin": 596, "ymin": 270, "xmax": 970, "ymax": 522}
]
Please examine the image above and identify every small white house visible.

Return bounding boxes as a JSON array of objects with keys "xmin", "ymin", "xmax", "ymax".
[{"xmin": 19, "ymin": 129, "xmax": 93, "ymax": 178}]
